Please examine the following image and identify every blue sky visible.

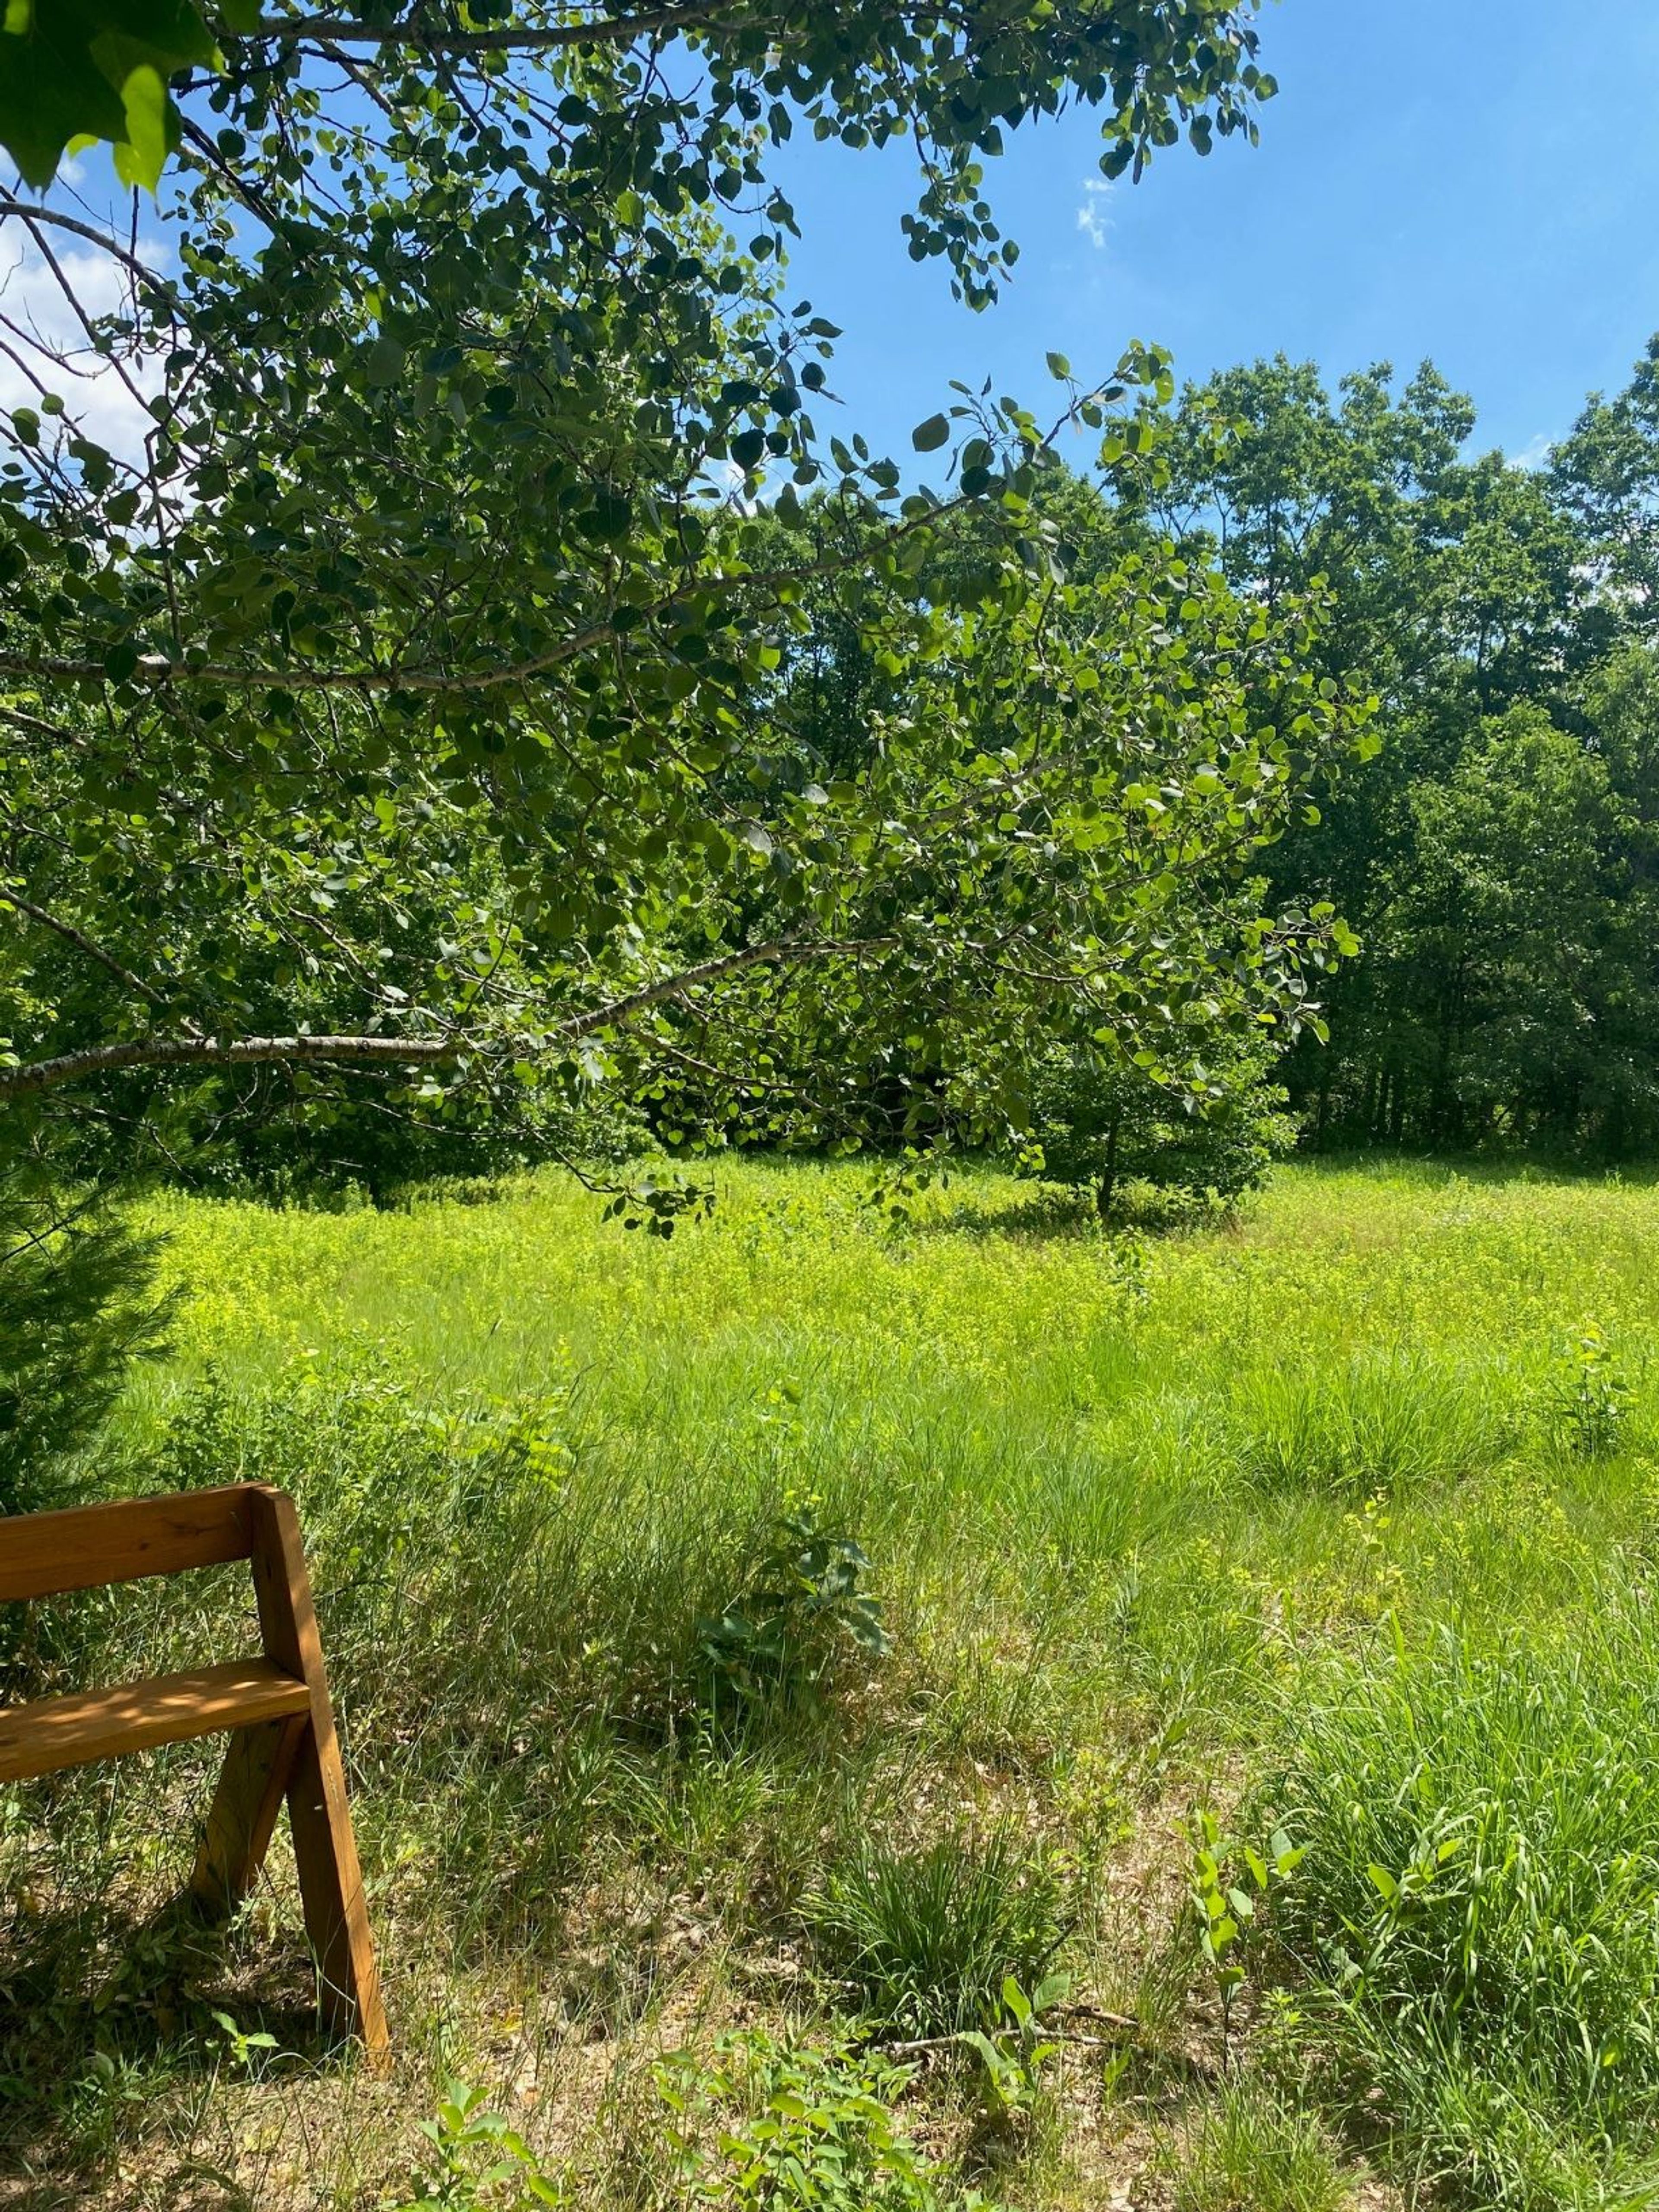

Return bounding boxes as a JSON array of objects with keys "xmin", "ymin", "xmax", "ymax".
[{"xmin": 769, "ymin": 0, "xmax": 1659, "ymax": 471}]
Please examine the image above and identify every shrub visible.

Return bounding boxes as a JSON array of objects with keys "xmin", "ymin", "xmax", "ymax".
[
  {"xmin": 0, "ymin": 1163, "xmax": 172, "ymax": 1514},
  {"xmin": 658, "ymin": 2031, "xmax": 989, "ymax": 2210},
  {"xmin": 1020, "ymin": 1037, "xmax": 1297, "ymax": 1223},
  {"xmin": 1545, "ymin": 1322, "xmax": 1633, "ymax": 1460},
  {"xmin": 392, "ymin": 2079, "xmax": 572, "ymax": 2209},
  {"xmin": 697, "ymin": 1506, "xmax": 890, "ymax": 1713}
]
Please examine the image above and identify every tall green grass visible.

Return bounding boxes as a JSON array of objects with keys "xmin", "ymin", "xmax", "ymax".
[
  {"xmin": 1260, "ymin": 1604, "xmax": 1659, "ymax": 2207},
  {"xmin": 805, "ymin": 1833, "xmax": 1066, "ymax": 2034}
]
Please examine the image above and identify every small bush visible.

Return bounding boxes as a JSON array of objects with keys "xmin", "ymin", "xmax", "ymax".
[
  {"xmin": 0, "ymin": 1167, "xmax": 172, "ymax": 1514},
  {"xmin": 1020, "ymin": 1037, "xmax": 1296, "ymax": 1222},
  {"xmin": 392, "ymin": 2079, "xmax": 572, "ymax": 2209},
  {"xmin": 805, "ymin": 1834, "xmax": 1066, "ymax": 2035},
  {"xmin": 658, "ymin": 2031, "xmax": 987, "ymax": 2210},
  {"xmin": 1545, "ymin": 1322, "xmax": 1633, "ymax": 1460},
  {"xmin": 697, "ymin": 1506, "xmax": 890, "ymax": 1713}
]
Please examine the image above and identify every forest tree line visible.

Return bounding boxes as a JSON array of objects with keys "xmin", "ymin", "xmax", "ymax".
[
  {"xmin": 1153, "ymin": 343, "xmax": 1659, "ymax": 1160},
  {"xmin": 735, "ymin": 337, "xmax": 1659, "ymax": 1188}
]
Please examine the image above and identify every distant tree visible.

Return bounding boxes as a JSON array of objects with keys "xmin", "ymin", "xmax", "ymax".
[
  {"xmin": 1119, "ymin": 353, "xmax": 1659, "ymax": 1154},
  {"xmin": 1023, "ymin": 1023, "xmax": 1296, "ymax": 1221},
  {"xmin": 1553, "ymin": 334, "xmax": 1659, "ymax": 646},
  {"xmin": 1376, "ymin": 712, "xmax": 1623, "ymax": 1147}
]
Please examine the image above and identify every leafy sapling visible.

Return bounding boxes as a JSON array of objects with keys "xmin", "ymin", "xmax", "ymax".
[
  {"xmin": 698, "ymin": 1507, "xmax": 891, "ymax": 1711},
  {"xmin": 1181, "ymin": 1811, "xmax": 1305, "ymax": 2070},
  {"xmin": 1549, "ymin": 1322, "xmax": 1634, "ymax": 1460},
  {"xmin": 953, "ymin": 1972, "xmax": 1071, "ymax": 2126},
  {"xmin": 393, "ymin": 2081, "xmax": 567, "ymax": 2212}
]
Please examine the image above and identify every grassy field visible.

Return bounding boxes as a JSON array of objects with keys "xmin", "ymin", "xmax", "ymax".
[{"xmin": 7, "ymin": 1157, "xmax": 1659, "ymax": 2210}]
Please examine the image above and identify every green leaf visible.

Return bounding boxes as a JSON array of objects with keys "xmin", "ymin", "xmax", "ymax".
[
  {"xmin": 910, "ymin": 412, "xmax": 950, "ymax": 453},
  {"xmin": 115, "ymin": 61, "xmax": 167, "ymax": 190},
  {"xmin": 365, "ymin": 335, "xmax": 406, "ymax": 389},
  {"xmin": 0, "ymin": 0, "xmax": 216, "ymax": 188}
]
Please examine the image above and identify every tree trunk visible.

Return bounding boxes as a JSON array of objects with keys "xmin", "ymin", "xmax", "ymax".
[{"xmin": 1096, "ymin": 1116, "xmax": 1122, "ymax": 1219}]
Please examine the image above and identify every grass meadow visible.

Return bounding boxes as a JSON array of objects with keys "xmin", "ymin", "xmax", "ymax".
[{"xmin": 7, "ymin": 1157, "xmax": 1659, "ymax": 2210}]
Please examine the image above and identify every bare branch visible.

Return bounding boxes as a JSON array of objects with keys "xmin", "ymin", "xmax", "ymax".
[{"xmin": 0, "ymin": 202, "xmax": 167, "ymax": 296}]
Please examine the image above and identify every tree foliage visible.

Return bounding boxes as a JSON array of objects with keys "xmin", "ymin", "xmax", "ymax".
[
  {"xmin": 1022, "ymin": 1027, "xmax": 1294, "ymax": 1221},
  {"xmin": 0, "ymin": 1136, "xmax": 172, "ymax": 1511},
  {"xmin": 0, "ymin": 0, "xmax": 1367, "ymax": 1207}
]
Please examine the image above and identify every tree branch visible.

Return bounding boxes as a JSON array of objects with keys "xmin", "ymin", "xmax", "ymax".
[
  {"xmin": 556, "ymin": 933, "xmax": 895, "ymax": 1042},
  {"xmin": 0, "ymin": 499, "xmax": 975, "ymax": 700},
  {"xmin": 0, "ymin": 934, "xmax": 896, "ymax": 1098},
  {"xmin": 3, "ymin": 891, "xmax": 166, "ymax": 1008},
  {"xmin": 254, "ymin": 1, "xmax": 733, "ymax": 51}
]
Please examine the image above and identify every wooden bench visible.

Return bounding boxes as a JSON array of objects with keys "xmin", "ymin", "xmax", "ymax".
[{"xmin": 0, "ymin": 1483, "xmax": 388, "ymax": 2059}]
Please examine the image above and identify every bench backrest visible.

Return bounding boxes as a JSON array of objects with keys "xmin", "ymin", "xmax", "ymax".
[{"xmin": 0, "ymin": 1485, "xmax": 263, "ymax": 1603}]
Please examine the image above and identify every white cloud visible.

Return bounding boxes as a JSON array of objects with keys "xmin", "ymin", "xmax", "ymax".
[
  {"xmin": 1508, "ymin": 431, "xmax": 1554, "ymax": 473},
  {"xmin": 1076, "ymin": 177, "xmax": 1114, "ymax": 250},
  {"xmin": 0, "ymin": 229, "xmax": 174, "ymax": 463}
]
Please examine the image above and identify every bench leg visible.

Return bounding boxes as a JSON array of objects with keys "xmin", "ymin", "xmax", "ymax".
[
  {"xmin": 284, "ymin": 1718, "xmax": 386, "ymax": 2054},
  {"xmin": 190, "ymin": 1711, "xmax": 309, "ymax": 1916},
  {"xmin": 247, "ymin": 1488, "xmax": 390, "ymax": 2064}
]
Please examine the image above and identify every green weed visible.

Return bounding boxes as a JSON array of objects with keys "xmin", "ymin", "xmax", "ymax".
[{"xmin": 657, "ymin": 2031, "xmax": 989, "ymax": 2210}]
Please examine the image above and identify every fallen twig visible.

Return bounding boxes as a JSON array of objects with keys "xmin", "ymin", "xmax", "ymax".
[{"xmin": 881, "ymin": 2024, "xmax": 1137, "ymax": 2059}]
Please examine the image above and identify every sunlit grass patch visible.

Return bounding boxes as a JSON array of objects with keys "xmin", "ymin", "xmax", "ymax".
[
  {"xmin": 805, "ymin": 1831, "xmax": 1068, "ymax": 2036},
  {"xmin": 1157, "ymin": 2081, "xmax": 1353, "ymax": 2212},
  {"xmin": 1230, "ymin": 1351, "xmax": 1514, "ymax": 1495}
]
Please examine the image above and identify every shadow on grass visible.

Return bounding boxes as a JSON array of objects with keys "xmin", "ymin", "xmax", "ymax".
[
  {"xmin": 904, "ymin": 1183, "xmax": 1247, "ymax": 1248},
  {"xmin": 1298, "ymin": 1142, "xmax": 1659, "ymax": 1191},
  {"xmin": 901, "ymin": 1185, "xmax": 1154, "ymax": 1246},
  {"xmin": 0, "ymin": 1890, "xmax": 355, "ymax": 2206}
]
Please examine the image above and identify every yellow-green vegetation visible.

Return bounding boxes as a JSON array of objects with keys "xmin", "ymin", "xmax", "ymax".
[{"xmin": 7, "ymin": 1158, "xmax": 1659, "ymax": 2210}]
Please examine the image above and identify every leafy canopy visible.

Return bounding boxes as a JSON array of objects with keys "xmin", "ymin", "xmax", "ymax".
[{"xmin": 0, "ymin": 0, "xmax": 1366, "ymax": 1199}]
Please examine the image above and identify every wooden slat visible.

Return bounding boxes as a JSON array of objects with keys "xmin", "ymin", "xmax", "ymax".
[
  {"xmin": 0, "ymin": 1486, "xmax": 258, "ymax": 1603},
  {"xmin": 0, "ymin": 1659, "xmax": 311, "ymax": 1783}
]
